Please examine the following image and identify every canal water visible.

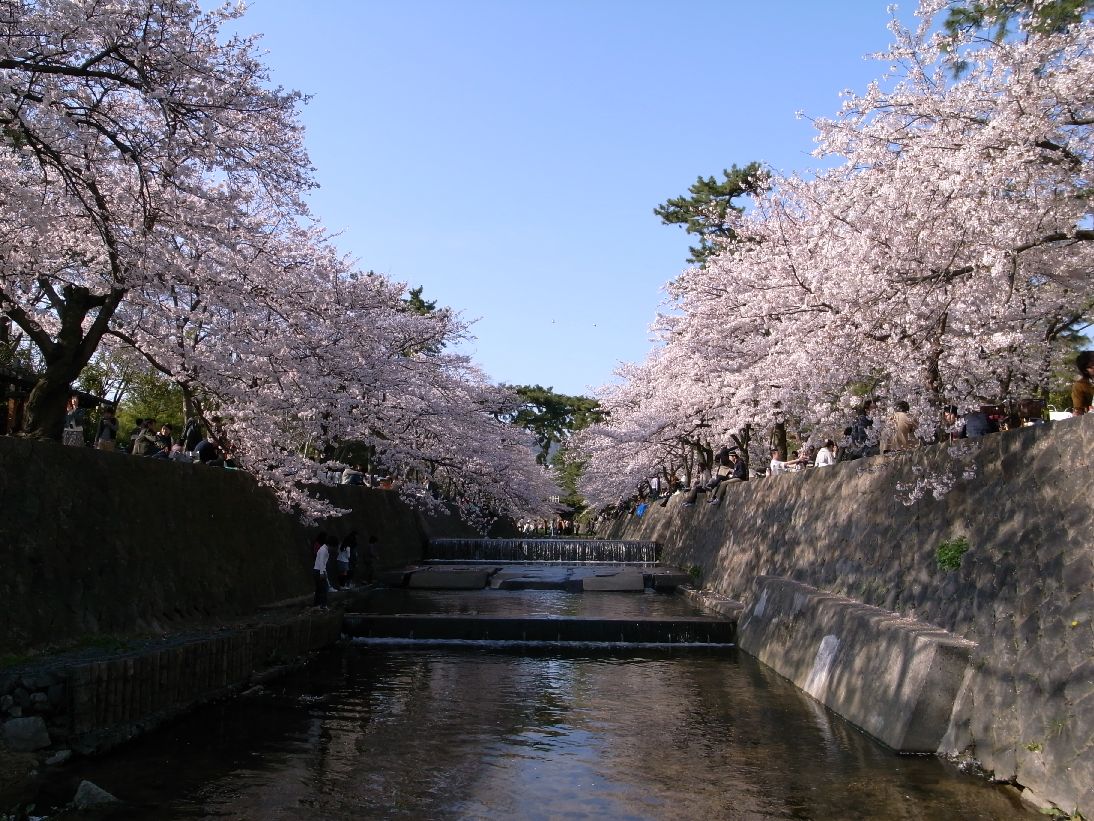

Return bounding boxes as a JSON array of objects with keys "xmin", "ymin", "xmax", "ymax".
[
  {"xmin": 355, "ymin": 587, "xmax": 706, "ymax": 619},
  {"xmin": 36, "ymin": 638, "xmax": 1037, "ymax": 818}
]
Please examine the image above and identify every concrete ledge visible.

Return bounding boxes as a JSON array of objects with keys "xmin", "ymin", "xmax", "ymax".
[
  {"xmin": 646, "ymin": 570, "xmax": 693, "ymax": 591},
  {"xmin": 375, "ymin": 569, "xmax": 413, "ymax": 587},
  {"xmin": 738, "ymin": 576, "xmax": 975, "ymax": 753},
  {"xmin": 343, "ymin": 614, "xmax": 736, "ymax": 644},
  {"xmin": 679, "ymin": 588, "xmax": 746, "ymax": 618},
  {"xmin": 0, "ymin": 609, "xmax": 343, "ymax": 766}
]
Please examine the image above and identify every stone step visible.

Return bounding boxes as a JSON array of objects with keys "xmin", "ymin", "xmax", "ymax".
[{"xmin": 380, "ymin": 563, "xmax": 697, "ymax": 592}]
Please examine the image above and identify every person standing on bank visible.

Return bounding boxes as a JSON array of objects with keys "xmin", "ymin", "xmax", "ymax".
[
  {"xmin": 95, "ymin": 406, "xmax": 118, "ymax": 451},
  {"xmin": 313, "ymin": 538, "xmax": 330, "ymax": 609},
  {"xmin": 340, "ymin": 531, "xmax": 358, "ymax": 586}
]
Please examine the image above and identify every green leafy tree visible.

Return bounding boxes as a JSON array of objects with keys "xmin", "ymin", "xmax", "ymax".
[
  {"xmin": 942, "ymin": 0, "xmax": 1092, "ymax": 73},
  {"xmin": 944, "ymin": 0, "xmax": 1090, "ymax": 41},
  {"xmin": 114, "ymin": 367, "xmax": 185, "ymax": 443},
  {"xmin": 400, "ymin": 285, "xmax": 445, "ymax": 355},
  {"xmin": 550, "ymin": 446, "xmax": 588, "ymax": 513},
  {"xmin": 504, "ymin": 385, "xmax": 604, "ymax": 465},
  {"xmin": 403, "ymin": 286, "xmax": 437, "ymax": 316},
  {"xmin": 654, "ymin": 162, "xmax": 768, "ymax": 265}
]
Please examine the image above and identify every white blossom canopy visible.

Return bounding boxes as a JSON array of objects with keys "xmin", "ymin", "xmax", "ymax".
[
  {"xmin": 0, "ymin": 0, "xmax": 557, "ymax": 523},
  {"xmin": 575, "ymin": 0, "xmax": 1093, "ymax": 508}
]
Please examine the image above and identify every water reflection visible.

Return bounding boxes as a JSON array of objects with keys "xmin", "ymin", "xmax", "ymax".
[{"xmin": 37, "ymin": 647, "xmax": 1035, "ymax": 820}]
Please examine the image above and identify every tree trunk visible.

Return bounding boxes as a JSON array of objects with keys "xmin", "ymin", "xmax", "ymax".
[
  {"xmin": 731, "ymin": 425, "xmax": 752, "ymax": 470},
  {"xmin": 772, "ymin": 421, "xmax": 788, "ymax": 461},
  {"xmin": 14, "ymin": 284, "xmax": 124, "ymax": 440},
  {"xmin": 21, "ymin": 366, "xmax": 82, "ymax": 440},
  {"xmin": 922, "ymin": 311, "xmax": 949, "ymax": 410}
]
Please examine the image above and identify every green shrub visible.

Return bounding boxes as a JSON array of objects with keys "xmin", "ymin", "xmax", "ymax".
[{"xmin": 936, "ymin": 536, "xmax": 970, "ymax": 571}]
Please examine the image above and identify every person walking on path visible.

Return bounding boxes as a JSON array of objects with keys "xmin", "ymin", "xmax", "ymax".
[
  {"xmin": 339, "ymin": 531, "xmax": 358, "ymax": 586},
  {"xmin": 336, "ymin": 541, "xmax": 351, "ymax": 589}
]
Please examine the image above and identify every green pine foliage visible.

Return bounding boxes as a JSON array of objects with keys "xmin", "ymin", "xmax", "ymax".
[{"xmin": 654, "ymin": 162, "xmax": 768, "ymax": 265}]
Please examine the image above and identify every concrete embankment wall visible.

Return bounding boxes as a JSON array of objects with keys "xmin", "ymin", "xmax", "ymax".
[
  {"xmin": 600, "ymin": 416, "xmax": 1093, "ymax": 816},
  {"xmin": 0, "ymin": 435, "xmax": 486, "ymax": 656},
  {"xmin": 2, "ymin": 611, "xmax": 340, "ymax": 757}
]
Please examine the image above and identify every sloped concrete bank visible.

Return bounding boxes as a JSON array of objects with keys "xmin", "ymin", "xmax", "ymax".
[{"xmin": 599, "ymin": 415, "xmax": 1093, "ymax": 817}]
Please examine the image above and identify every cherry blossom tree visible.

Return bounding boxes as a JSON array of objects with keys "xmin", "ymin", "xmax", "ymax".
[
  {"xmin": 0, "ymin": 0, "xmax": 557, "ymax": 523},
  {"xmin": 576, "ymin": 0, "xmax": 1092, "ymax": 507},
  {"xmin": 0, "ymin": 0, "xmax": 312, "ymax": 437}
]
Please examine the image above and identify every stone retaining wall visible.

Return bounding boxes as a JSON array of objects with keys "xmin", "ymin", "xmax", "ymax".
[
  {"xmin": 0, "ymin": 435, "xmax": 491, "ymax": 655},
  {"xmin": 599, "ymin": 415, "xmax": 1093, "ymax": 817},
  {"xmin": 0, "ymin": 611, "xmax": 340, "ymax": 756}
]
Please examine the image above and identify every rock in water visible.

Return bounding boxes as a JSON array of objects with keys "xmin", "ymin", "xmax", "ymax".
[
  {"xmin": 1, "ymin": 716, "xmax": 51, "ymax": 751},
  {"xmin": 73, "ymin": 780, "xmax": 120, "ymax": 808}
]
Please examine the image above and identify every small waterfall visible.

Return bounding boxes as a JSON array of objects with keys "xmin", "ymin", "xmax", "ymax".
[{"xmin": 426, "ymin": 538, "xmax": 660, "ymax": 563}]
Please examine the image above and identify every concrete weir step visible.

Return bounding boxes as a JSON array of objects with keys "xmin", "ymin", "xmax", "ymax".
[
  {"xmin": 385, "ymin": 564, "xmax": 695, "ymax": 592},
  {"xmin": 343, "ymin": 614, "xmax": 736, "ymax": 645}
]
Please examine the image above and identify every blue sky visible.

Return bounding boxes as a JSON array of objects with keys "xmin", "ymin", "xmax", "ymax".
[{"xmin": 231, "ymin": 1, "xmax": 910, "ymax": 396}]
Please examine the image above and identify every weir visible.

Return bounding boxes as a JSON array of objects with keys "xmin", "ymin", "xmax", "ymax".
[{"xmin": 348, "ymin": 545, "xmax": 724, "ymax": 646}]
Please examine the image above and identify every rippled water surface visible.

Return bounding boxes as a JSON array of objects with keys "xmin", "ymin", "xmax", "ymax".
[{"xmin": 40, "ymin": 646, "xmax": 1036, "ymax": 820}]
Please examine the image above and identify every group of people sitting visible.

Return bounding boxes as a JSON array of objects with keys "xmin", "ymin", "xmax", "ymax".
[
  {"xmin": 125, "ymin": 417, "xmax": 232, "ymax": 465},
  {"xmin": 768, "ymin": 441, "xmax": 837, "ymax": 475},
  {"xmin": 611, "ymin": 352, "xmax": 1094, "ymax": 520},
  {"xmin": 74, "ymin": 402, "xmax": 232, "ymax": 466},
  {"xmin": 680, "ymin": 447, "xmax": 750, "ymax": 507}
]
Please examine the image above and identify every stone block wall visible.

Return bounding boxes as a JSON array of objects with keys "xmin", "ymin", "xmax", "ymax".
[
  {"xmin": 0, "ymin": 436, "xmax": 488, "ymax": 655},
  {"xmin": 600, "ymin": 415, "xmax": 1093, "ymax": 816},
  {"xmin": 1, "ymin": 611, "xmax": 340, "ymax": 755}
]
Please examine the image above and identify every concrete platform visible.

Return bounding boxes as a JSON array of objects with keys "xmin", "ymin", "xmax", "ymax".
[
  {"xmin": 406, "ymin": 567, "xmax": 494, "ymax": 590},
  {"xmin": 582, "ymin": 568, "xmax": 646, "ymax": 592},
  {"xmin": 375, "ymin": 569, "xmax": 413, "ymax": 587},
  {"xmin": 343, "ymin": 613, "xmax": 737, "ymax": 644},
  {"xmin": 737, "ymin": 576, "xmax": 976, "ymax": 753},
  {"xmin": 490, "ymin": 566, "xmax": 579, "ymax": 591},
  {"xmin": 382, "ymin": 563, "xmax": 699, "ymax": 593},
  {"xmin": 647, "ymin": 570, "xmax": 693, "ymax": 591}
]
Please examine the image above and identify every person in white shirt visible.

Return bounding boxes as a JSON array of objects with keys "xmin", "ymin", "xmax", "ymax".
[
  {"xmin": 768, "ymin": 448, "xmax": 788, "ymax": 476},
  {"xmin": 313, "ymin": 540, "xmax": 330, "ymax": 608},
  {"xmin": 814, "ymin": 440, "xmax": 837, "ymax": 468}
]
